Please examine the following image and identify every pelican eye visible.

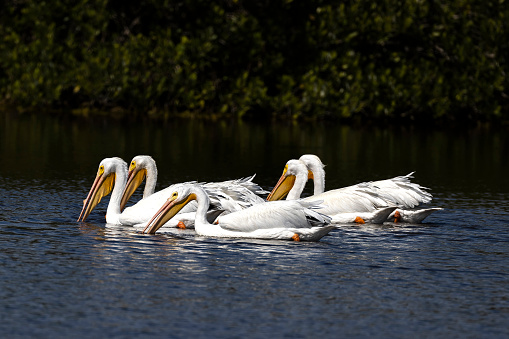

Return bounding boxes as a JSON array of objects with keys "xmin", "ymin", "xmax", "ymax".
[
  {"xmin": 172, "ymin": 192, "xmax": 178, "ymax": 199},
  {"xmin": 129, "ymin": 161, "xmax": 136, "ymax": 170}
]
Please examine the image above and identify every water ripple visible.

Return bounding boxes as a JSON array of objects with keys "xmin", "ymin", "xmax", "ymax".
[{"xmin": 1, "ymin": 176, "xmax": 509, "ymax": 338}]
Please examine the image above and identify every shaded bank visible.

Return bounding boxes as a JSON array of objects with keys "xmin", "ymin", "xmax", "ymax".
[{"xmin": 0, "ymin": 0, "xmax": 508, "ymax": 124}]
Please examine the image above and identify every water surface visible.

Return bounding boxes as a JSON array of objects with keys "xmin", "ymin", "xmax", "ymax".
[{"xmin": 1, "ymin": 113, "xmax": 508, "ymax": 338}]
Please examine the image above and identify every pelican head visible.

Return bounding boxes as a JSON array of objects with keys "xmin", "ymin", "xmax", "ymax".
[
  {"xmin": 143, "ymin": 184, "xmax": 200, "ymax": 234},
  {"xmin": 120, "ymin": 155, "xmax": 156, "ymax": 211},
  {"xmin": 266, "ymin": 159, "xmax": 310, "ymax": 201},
  {"xmin": 299, "ymin": 154, "xmax": 326, "ymax": 195},
  {"xmin": 299, "ymin": 154, "xmax": 323, "ymax": 166},
  {"xmin": 298, "ymin": 154, "xmax": 325, "ymax": 181},
  {"xmin": 77, "ymin": 157, "xmax": 127, "ymax": 222}
]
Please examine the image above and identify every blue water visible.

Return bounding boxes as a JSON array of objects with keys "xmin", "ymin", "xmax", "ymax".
[
  {"xmin": 1, "ymin": 175, "xmax": 508, "ymax": 338},
  {"xmin": 1, "ymin": 114, "xmax": 508, "ymax": 337}
]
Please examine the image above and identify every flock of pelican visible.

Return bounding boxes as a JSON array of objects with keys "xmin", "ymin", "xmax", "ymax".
[{"xmin": 77, "ymin": 155, "xmax": 441, "ymax": 242}]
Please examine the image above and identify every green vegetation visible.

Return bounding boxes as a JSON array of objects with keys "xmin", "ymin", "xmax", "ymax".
[{"xmin": 0, "ymin": 0, "xmax": 507, "ymax": 124}]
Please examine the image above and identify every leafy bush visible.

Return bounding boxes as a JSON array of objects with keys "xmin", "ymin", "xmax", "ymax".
[{"xmin": 0, "ymin": 0, "xmax": 507, "ymax": 124}]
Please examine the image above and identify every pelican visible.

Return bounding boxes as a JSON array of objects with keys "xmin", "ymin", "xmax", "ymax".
[
  {"xmin": 143, "ymin": 184, "xmax": 335, "ymax": 241},
  {"xmin": 120, "ymin": 155, "xmax": 268, "ymax": 212},
  {"xmin": 267, "ymin": 158, "xmax": 439, "ymax": 223}
]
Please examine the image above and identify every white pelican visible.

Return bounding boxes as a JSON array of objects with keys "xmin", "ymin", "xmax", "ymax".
[
  {"xmin": 267, "ymin": 158, "xmax": 439, "ymax": 224},
  {"xmin": 143, "ymin": 184, "xmax": 335, "ymax": 241},
  {"xmin": 120, "ymin": 155, "xmax": 268, "ymax": 213}
]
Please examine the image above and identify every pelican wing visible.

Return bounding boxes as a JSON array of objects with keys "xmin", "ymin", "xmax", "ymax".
[
  {"xmin": 303, "ymin": 184, "xmax": 397, "ymax": 215},
  {"xmin": 217, "ymin": 200, "xmax": 331, "ymax": 233},
  {"xmin": 368, "ymin": 172, "xmax": 432, "ymax": 208},
  {"xmin": 203, "ymin": 174, "xmax": 269, "ymax": 195},
  {"xmin": 200, "ymin": 175, "xmax": 268, "ymax": 214},
  {"xmin": 201, "ymin": 175, "xmax": 268, "ymax": 207}
]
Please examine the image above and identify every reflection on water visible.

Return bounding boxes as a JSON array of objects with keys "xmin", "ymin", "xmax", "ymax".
[
  {"xmin": 2, "ymin": 111, "xmax": 508, "ymax": 195},
  {"xmin": 1, "ymin": 112, "xmax": 509, "ymax": 337}
]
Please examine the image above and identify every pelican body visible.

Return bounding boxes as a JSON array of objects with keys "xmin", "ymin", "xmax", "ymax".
[{"xmin": 143, "ymin": 184, "xmax": 334, "ymax": 241}]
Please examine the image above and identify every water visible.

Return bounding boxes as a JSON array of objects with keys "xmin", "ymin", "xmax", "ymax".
[{"xmin": 1, "ymin": 112, "xmax": 508, "ymax": 338}]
